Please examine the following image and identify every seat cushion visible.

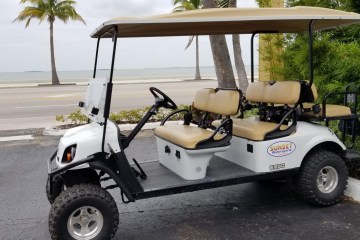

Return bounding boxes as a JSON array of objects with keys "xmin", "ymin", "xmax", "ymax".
[
  {"xmin": 155, "ymin": 125, "xmax": 224, "ymax": 149},
  {"xmin": 302, "ymin": 103, "xmax": 351, "ymax": 118},
  {"xmin": 213, "ymin": 118, "xmax": 287, "ymax": 141}
]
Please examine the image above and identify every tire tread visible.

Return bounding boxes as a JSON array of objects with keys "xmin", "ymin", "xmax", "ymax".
[
  {"xmin": 296, "ymin": 150, "xmax": 348, "ymax": 206},
  {"xmin": 48, "ymin": 184, "xmax": 119, "ymax": 240}
]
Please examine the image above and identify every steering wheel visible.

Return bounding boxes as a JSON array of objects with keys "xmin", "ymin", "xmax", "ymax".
[{"xmin": 149, "ymin": 87, "xmax": 177, "ymax": 110}]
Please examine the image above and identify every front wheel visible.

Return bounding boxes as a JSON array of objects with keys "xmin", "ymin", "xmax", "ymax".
[
  {"xmin": 48, "ymin": 184, "xmax": 119, "ymax": 240},
  {"xmin": 295, "ymin": 149, "xmax": 348, "ymax": 206}
]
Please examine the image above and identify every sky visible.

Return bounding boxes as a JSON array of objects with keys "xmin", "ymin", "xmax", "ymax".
[{"xmin": 0, "ymin": 0, "xmax": 258, "ymax": 72}]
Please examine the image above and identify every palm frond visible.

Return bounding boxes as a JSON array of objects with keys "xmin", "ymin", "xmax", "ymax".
[
  {"xmin": 13, "ymin": 6, "xmax": 45, "ymax": 23},
  {"xmin": 173, "ymin": 0, "xmax": 184, "ymax": 6},
  {"xmin": 193, "ymin": 0, "xmax": 201, "ymax": 9},
  {"xmin": 20, "ymin": 0, "xmax": 42, "ymax": 4},
  {"xmin": 54, "ymin": 1, "xmax": 85, "ymax": 24},
  {"xmin": 183, "ymin": 1, "xmax": 196, "ymax": 10},
  {"xmin": 25, "ymin": 17, "xmax": 32, "ymax": 27},
  {"xmin": 173, "ymin": 0, "xmax": 198, "ymax": 12},
  {"xmin": 185, "ymin": 36, "xmax": 195, "ymax": 50},
  {"xmin": 54, "ymin": 0, "xmax": 77, "ymax": 10},
  {"xmin": 15, "ymin": 0, "xmax": 85, "ymax": 26}
]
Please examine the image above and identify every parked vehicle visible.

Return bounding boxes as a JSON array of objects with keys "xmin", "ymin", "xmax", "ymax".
[{"xmin": 46, "ymin": 7, "xmax": 360, "ymax": 240}]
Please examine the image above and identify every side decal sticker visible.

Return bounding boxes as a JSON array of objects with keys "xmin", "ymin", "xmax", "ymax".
[{"xmin": 267, "ymin": 141, "xmax": 296, "ymax": 157}]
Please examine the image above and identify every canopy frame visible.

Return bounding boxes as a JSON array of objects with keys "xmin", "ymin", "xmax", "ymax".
[{"xmin": 89, "ymin": 7, "xmax": 360, "ymax": 153}]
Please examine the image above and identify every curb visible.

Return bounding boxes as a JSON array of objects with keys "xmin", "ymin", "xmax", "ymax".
[{"xmin": 345, "ymin": 177, "xmax": 360, "ymax": 202}]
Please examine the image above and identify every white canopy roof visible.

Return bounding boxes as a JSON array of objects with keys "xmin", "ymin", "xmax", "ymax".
[{"xmin": 91, "ymin": 7, "xmax": 360, "ymax": 38}]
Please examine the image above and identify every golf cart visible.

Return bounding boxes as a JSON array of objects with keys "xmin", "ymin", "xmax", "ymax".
[{"xmin": 46, "ymin": 7, "xmax": 360, "ymax": 240}]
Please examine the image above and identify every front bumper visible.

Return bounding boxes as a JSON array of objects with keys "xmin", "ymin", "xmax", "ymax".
[{"xmin": 47, "ymin": 150, "xmax": 58, "ymax": 175}]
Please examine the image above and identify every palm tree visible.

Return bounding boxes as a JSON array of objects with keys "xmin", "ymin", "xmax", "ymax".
[
  {"xmin": 203, "ymin": 0, "xmax": 236, "ymax": 88},
  {"xmin": 203, "ymin": 0, "xmax": 237, "ymax": 88},
  {"xmin": 14, "ymin": 0, "xmax": 85, "ymax": 85},
  {"xmin": 218, "ymin": 0, "xmax": 249, "ymax": 93},
  {"xmin": 173, "ymin": 0, "xmax": 202, "ymax": 80}
]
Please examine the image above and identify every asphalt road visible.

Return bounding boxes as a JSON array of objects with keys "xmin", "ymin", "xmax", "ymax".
[
  {"xmin": 0, "ymin": 132, "xmax": 360, "ymax": 240},
  {"xmin": 0, "ymin": 80, "xmax": 218, "ymax": 131}
]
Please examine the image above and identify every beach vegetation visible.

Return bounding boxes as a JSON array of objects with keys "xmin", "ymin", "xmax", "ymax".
[
  {"xmin": 173, "ymin": 0, "xmax": 202, "ymax": 80},
  {"xmin": 55, "ymin": 105, "xmax": 190, "ymax": 125},
  {"xmin": 14, "ymin": 0, "xmax": 85, "ymax": 85}
]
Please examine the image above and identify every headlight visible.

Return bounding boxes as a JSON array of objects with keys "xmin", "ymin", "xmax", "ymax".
[{"xmin": 62, "ymin": 145, "xmax": 77, "ymax": 163}]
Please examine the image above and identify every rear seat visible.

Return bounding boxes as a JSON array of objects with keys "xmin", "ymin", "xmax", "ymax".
[
  {"xmin": 155, "ymin": 88, "xmax": 241, "ymax": 149},
  {"xmin": 300, "ymin": 83, "xmax": 352, "ymax": 118},
  {"xmin": 213, "ymin": 81, "xmax": 301, "ymax": 141}
]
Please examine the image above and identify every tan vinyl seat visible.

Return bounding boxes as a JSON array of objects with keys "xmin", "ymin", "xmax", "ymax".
[
  {"xmin": 154, "ymin": 88, "xmax": 240, "ymax": 149},
  {"xmin": 155, "ymin": 125, "xmax": 224, "ymax": 149},
  {"xmin": 302, "ymin": 103, "xmax": 351, "ymax": 117},
  {"xmin": 213, "ymin": 118, "xmax": 288, "ymax": 141},
  {"xmin": 301, "ymin": 84, "xmax": 352, "ymax": 118}
]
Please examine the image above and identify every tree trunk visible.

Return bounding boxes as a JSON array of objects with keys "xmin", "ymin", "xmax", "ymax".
[
  {"xmin": 229, "ymin": 0, "xmax": 248, "ymax": 94},
  {"xmin": 232, "ymin": 34, "xmax": 248, "ymax": 92},
  {"xmin": 50, "ymin": 20, "xmax": 60, "ymax": 85},
  {"xmin": 203, "ymin": 0, "xmax": 236, "ymax": 88},
  {"xmin": 195, "ymin": 35, "xmax": 201, "ymax": 80}
]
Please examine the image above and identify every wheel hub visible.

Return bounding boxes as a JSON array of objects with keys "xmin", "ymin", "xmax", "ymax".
[
  {"xmin": 67, "ymin": 206, "xmax": 104, "ymax": 240},
  {"xmin": 317, "ymin": 166, "xmax": 339, "ymax": 193}
]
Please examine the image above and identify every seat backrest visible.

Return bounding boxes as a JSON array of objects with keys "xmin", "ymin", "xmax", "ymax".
[
  {"xmin": 308, "ymin": 83, "xmax": 318, "ymax": 101},
  {"xmin": 193, "ymin": 88, "xmax": 240, "ymax": 116},
  {"xmin": 246, "ymin": 81, "xmax": 301, "ymax": 105},
  {"xmin": 298, "ymin": 81, "xmax": 319, "ymax": 104}
]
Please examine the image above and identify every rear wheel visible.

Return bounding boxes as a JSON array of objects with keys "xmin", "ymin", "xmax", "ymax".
[
  {"xmin": 49, "ymin": 184, "xmax": 119, "ymax": 240},
  {"xmin": 295, "ymin": 149, "xmax": 348, "ymax": 206}
]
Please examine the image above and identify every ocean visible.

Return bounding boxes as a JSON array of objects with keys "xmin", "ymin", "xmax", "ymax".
[{"xmin": 0, "ymin": 66, "xmax": 258, "ymax": 84}]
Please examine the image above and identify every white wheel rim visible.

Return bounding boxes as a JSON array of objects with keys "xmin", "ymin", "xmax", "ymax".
[
  {"xmin": 317, "ymin": 166, "xmax": 339, "ymax": 193},
  {"xmin": 67, "ymin": 206, "xmax": 104, "ymax": 240}
]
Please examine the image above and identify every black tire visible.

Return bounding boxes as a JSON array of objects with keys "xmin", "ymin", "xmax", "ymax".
[
  {"xmin": 46, "ymin": 174, "xmax": 64, "ymax": 204},
  {"xmin": 49, "ymin": 184, "xmax": 119, "ymax": 240},
  {"xmin": 295, "ymin": 149, "xmax": 348, "ymax": 206}
]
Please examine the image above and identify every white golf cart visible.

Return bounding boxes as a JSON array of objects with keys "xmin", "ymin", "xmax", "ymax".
[{"xmin": 46, "ymin": 7, "xmax": 360, "ymax": 240}]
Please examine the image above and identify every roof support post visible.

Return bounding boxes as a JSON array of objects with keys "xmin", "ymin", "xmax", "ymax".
[
  {"xmin": 308, "ymin": 20, "xmax": 315, "ymax": 86},
  {"xmin": 93, "ymin": 37, "xmax": 101, "ymax": 78},
  {"xmin": 251, "ymin": 33, "xmax": 256, "ymax": 83},
  {"xmin": 101, "ymin": 26, "xmax": 118, "ymax": 152}
]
